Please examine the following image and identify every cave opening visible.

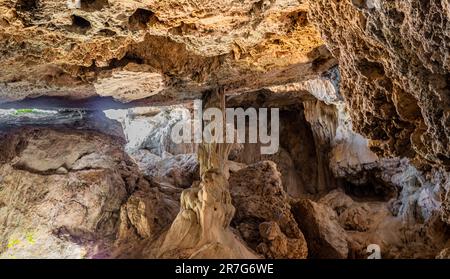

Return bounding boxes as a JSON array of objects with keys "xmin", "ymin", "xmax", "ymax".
[
  {"xmin": 0, "ymin": 91, "xmax": 351, "ymax": 200},
  {"xmin": 342, "ymin": 179, "xmax": 399, "ymax": 202},
  {"xmin": 80, "ymin": 0, "xmax": 109, "ymax": 11},
  {"xmin": 128, "ymin": 8, "xmax": 158, "ymax": 30},
  {"xmin": 15, "ymin": 0, "xmax": 38, "ymax": 11},
  {"xmin": 69, "ymin": 15, "xmax": 92, "ymax": 34}
]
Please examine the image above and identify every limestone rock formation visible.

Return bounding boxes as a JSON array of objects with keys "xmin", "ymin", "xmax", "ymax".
[
  {"xmin": 307, "ymin": 0, "xmax": 450, "ymax": 167},
  {"xmin": 157, "ymin": 162, "xmax": 258, "ymax": 258},
  {"xmin": 319, "ymin": 187, "xmax": 450, "ymax": 259},
  {"xmin": 105, "ymin": 106, "xmax": 196, "ymax": 155},
  {"xmin": 158, "ymin": 91, "xmax": 257, "ymax": 259},
  {"xmin": 158, "ymin": 168, "xmax": 257, "ymax": 259},
  {"xmin": 133, "ymin": 151, "xmax": 199, "ymax": 189},
  {"xmin": 0, "ymin": 126, "xmax": 138, "ymax": 258},
  {"xmin": 292, "ymin": 199, "xmax": 348, "ymax": 259},
  {"xmin": 257, "ymin": 221, "xmax": 307, "ymax": 259},
  {"xmin": 113, "ymin": 184, "xmax": 180, "ymax": 259},
  {"xmin": 229, "ymin": 161, "xmax": 308, "ymax": 259},
  {"xmin": 0, "ymin": 0, "xmax": 334, "ymax": 105},
  {"xmin": 436, "ymin": 248, "xmax": 450, "ymax": 259}
]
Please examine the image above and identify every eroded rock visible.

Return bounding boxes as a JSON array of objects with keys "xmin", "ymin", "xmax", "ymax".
[
  {"xmin": 0, "ymin": 127, "xmax": 138, "ymax": 258},
  {"xmin": 307, "ymin": 0, "xmax": 450, "ymax": 167},
  {"xmin": 0, "ymin": 0, "xmax": 333, "ymax": 105},
  {"xmin": 292, "ymin": 199, "xmax": 348, "ymax": 259},
  {"xmin": 256, "ymin": 221, "xmax": 307, "ymax": 259},
  {"xmin": 229, "ymin": 161, "xmax": 308, "ymax": 259}
]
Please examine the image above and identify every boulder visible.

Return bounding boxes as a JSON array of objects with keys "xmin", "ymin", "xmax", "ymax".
[
  {"xmin": 229, "ymin": 161, "xmax": 308, "ymax": 259},
  {"xmin": 292, "ymin": 199, "xmax": 348, "ymax": 259}
]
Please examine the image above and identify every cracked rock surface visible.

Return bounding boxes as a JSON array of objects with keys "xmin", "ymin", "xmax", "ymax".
[
  {"xmin": 307, "ymin": 0, "xmax": 450, "ymax": 168},
  {"xmin": 0, "ymin": 0, "xmax": 333, "ymax": 105}
]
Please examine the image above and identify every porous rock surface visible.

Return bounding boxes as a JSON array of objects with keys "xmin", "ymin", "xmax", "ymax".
[
  {"xmin": 0, "ymin": 0, "xmax": 334, "ymax": 104},
  {"xmin": 307, "ymin": 0, "xmax": 450, "ymax": 167},
  {"xmin": 229, "ymin": 161, "xmax": 308, "ymax": 259},
  {"xmin": 292, "ymin": 198, "xmax": 348, "ymax": 259}
]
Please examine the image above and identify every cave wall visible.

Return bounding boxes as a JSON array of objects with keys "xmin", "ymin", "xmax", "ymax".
[
  {"xmin": 307, "ymin": 0, "xmax": 450, "ymax": 168},
  {"xmin": 229, "ymin": 105, "xmax": 325, "ymax": 196}
]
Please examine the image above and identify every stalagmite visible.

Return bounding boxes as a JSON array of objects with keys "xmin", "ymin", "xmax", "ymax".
[{"xmin": 158, "ymin": 88, "xmax": 257, "ymax": 259}]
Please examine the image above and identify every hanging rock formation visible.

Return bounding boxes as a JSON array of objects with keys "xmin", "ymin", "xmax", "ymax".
[{"xmin": 307, "ymin": 0, "xmax": 450, "ymax": 168}]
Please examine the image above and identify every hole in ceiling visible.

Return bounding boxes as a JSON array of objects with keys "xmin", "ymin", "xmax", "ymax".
[
  {"xmin": 98, "ymin": 28, "xmax": 116, "ymax": 37},
  {"xmin": 70, "ymin": 15, "xmax": 92, "ymax": 34},
  {"xmin": 80, "ymin": 0, "xmax": 109, "ymax": 11},
  {"xmin": 128, "ymin": 8, "xmax": 159, "ymax": 30},
  {"xmin": 15, "ymin": 0, "xmax": 39, "ymax": 11}
]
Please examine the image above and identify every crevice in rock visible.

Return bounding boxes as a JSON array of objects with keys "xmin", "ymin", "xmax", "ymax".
[
  {"xmin": 98, "ymin": 28, "xmax": 116, "ymax": 37},
  {"xmin": 128, "ymin": 8, "xmax": 158, "ymax": 30},
  {"xmin": 356, "ymin": 58, "xmax": 385, "ymax": 80},
  {"xmin": 15, "ymin": 0, "xmax": 38, "ymax": 11},
  {"xmin": 287, "ymin": 10, "xmax": 309, "ymax": 28},
  {"xmin": 168, "ymin": 22, "xmax": 198, "ymax": 36},
  {"xmin": 69, "ymin": 15, "xmax": 92, "ymax": 34},
  {"xmin": 80, "ymin": 0, "xmax": 109, "ymax": 11}
]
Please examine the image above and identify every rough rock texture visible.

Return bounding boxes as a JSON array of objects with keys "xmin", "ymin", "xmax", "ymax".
[
  {"xmin": 158, "ymin": 168, "xmax": 257, "ymax": 259},
  {"xmin": 105, "ymin": 106, "xmax": 196, "ymax": 155},
  {"xmin": 105, "ymin": 106, "xmax": 200, "ymax": 188},
  {"xmin": 308, "ymin": 0, "xmax": 450, "ymax": 167},
  {"xmin": 0, "ymin": 126, "xmax": 139, "ymax": 258},
  {"xmin": 319, "ymin": 187, "xmax": 450, "ymax": 259},
  {"xmin": 229, "ymin": 161, "xmax": 308, "ymax": 259},
  {"xmin": 229, "ymin": 106, "xmax": 324, "ymax": 196},
  {"xmin": 0, "ymin": 0, "xmax": 335, "ymax": 105},
  {"xmin": 157, "ymin": 92, "xmax": 258, "ymax": 259},
  {"xmin": 256, "ymin": 221, "xmax": 307, "ymax": 259},
  {"xmin": 436, "ymin": 248, "xmax": 450, "ymax": 259},
  {"xmin": 292, "ymin": 199, "xmax": 348, "ymax": 259},
  {"xmin": 119, "ymin": 188, "xmax": 178, "ymax": 240},
  {"xmin": 113, "ymin": 183, "xmax": 180, "ymax": 259}
]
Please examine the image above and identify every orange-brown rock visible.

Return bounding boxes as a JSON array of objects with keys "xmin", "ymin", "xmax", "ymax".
[
  {"xmin": 307, "ymin": 0, "xmax": 450, "ymax": 168},
  {"xmin": 0, "ymin": 0, "xmax": 334, "ymax": 105}
]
